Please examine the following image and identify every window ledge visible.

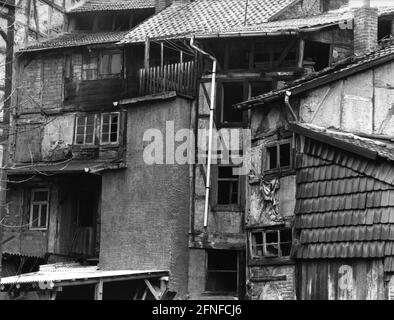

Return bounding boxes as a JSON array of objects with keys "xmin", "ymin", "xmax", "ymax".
[{"xmin": 248, "ymin": 257, "xmax": 294, "ymax": 266}]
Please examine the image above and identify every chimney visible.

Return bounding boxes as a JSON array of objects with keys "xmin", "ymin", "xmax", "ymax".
[{"xmin": 353, "ymin": 0, "xmax": 378, "ymax": 56}]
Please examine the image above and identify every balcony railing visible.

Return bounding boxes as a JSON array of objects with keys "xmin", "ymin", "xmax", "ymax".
[{"xmin": 139, "ymin": 61, "xmax": 197, "ymax": 97}]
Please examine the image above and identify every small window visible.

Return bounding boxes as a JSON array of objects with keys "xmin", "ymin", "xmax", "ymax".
[
  {"xmin": 251, "ymin": 228, "xmax": 292, "ymax": 258},
  {"xmin": 30, "ymin": 189, "xmax": 50, "ymax": 230},
  {"xmin": 220, "ymin": 83, "xmax": 245, "ymax": 124},
  {"xmin": 206, "ymin": 250, "xmax": 238, "ymax": 293},
  {"xmin": 99, "ymin": 52, "xmax": 123, "ymax": 78},
  {"xmin": 217, "ymin": 166, "xmax": 239, "ymax": 205},
  {"xmin": 75, "ymin": 115, "xmax": 96, "ymax": 145},
  {"xmin": 101, "ymin": 112, "xmax": 120, "ymax": 144},
  {"xmin": 265, "ymin": 140, "xmax": 292, "ymax": 171},
  {"xmin": 82, "ymin": 53, "xmax": 98, "ymax": 81}
]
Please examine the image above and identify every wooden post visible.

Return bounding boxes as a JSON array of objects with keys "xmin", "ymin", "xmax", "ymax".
[
  {"xmin": 144, "ymin": 37, "xmax": 150, "ymax": 70},
  {"xmin": 298, "ymin": 39, "xmax": 305, "ymax": 68},
  {"xmin": 160, "ymin": 42, "xmax": 164, "ymax": 69},
  {"xmin": 25, "ymin": 0, "xmax": 32, "ymax": 45},
  {"xmin": 94, "ymin": 280, "xmax": 103, "ymax": 300}
]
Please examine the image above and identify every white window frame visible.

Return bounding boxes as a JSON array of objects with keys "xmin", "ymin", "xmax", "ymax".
[
  {"xmin": 29, "ymin": 188, "xmax": 50, "ymax": 231},
  {"xmin": 100, "ymin": 112, "xmax": 120, "ymax": 145},
  {"xmin": 74, "ymin": 114, "xmax": 97, "ymax": 145}
]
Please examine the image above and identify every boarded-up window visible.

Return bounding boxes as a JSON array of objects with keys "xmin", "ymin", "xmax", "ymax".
[
  {"xmin": 74, "ymin": 115, "xmax": 96, "ymax": 145},
  {"xmin": 206, "ymin": 250, "xmax": 238, "ymax": 293},
  {"xmin": 30, "ymin": 189, "xmax": 50, "ymax": 230},
  {"xmin": 100, "ymin": 112, "xmax": 120, "ymax": 144}
]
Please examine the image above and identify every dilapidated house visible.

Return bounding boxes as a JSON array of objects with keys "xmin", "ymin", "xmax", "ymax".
[
  {"xmin": 2, "ymin": 0, "xmax": 394, "ymax": 300},
  {"xmin": 236, "ymin": 2, "xmax": 394, "ymax": 300}
]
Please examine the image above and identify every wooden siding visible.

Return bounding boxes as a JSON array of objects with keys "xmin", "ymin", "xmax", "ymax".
[{"xmin": 297, "ymin": 259, "xmax": 385, "ymax": 300}]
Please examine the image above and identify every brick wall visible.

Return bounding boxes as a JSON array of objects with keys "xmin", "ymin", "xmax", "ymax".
[
  {"xmin": 99, "ymin": 97, "xmax": 192, "ymax": 298},
  {"xmin": 354, "ymin": 7, "xmax": 378, "ymax": 56}
]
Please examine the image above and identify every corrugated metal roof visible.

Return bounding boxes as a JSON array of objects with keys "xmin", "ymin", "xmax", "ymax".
[
  {"xmin": 0, "ymin": 263, "xmax": 168, "ymax": 285},
  {"xmin": 120, "ymin": 0, "xmax": 298, "ymax": 44},
  {"xmin": 20, "ymin": 31, "xmax": 129, "ymax": 52},
  {"xmin": 69, "ymin": 0, "xmax": 155, "ymax": 13}
]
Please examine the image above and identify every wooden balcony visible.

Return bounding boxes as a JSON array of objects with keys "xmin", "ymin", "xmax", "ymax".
[{"xmin": 138, "ymin": 61, "xmax": 197, "ymax": 97}]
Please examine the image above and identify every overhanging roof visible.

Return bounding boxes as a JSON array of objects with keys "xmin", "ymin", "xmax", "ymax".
[
  {"xmin": 68, "ymin": 0, "xmax": 155, "ymax": 13},
  {"xmin": 0, "ymin": 263, "xmax": 168, "ymax": 287}
]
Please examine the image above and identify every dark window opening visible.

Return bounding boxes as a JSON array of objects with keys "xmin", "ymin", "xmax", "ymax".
[
  {"xmin": 113, "ymin": 13, "xmax": 131, "ymax": 31},
  {"xmin": 73, "ymin": 15, "xmax": 94, "ymax": 31},
  {"xmin": 265, "ymin": 141, "xmax": 292, "ymax": 171},
  {"xmin": 321, "ymin": 0, "xmax": 349, "ymax": 12},
  {"xmin": 217, "ymin": 166, "xmax": 239, "ymax": 205},
  {"xmin": 379, "ymin": 19, "xmax": 393, "ymax": 41},
  {"xmin": 251, "ymin": 228, "xmax": 292, "ymax": 258},
  {"xmin": 206, "ymin": 250, "xmax": 238, "ymax": 293},
  {"xmin": 77, "ymin": 191, "xmax": 96, "ymax": 227},
  {"xmin": 304, "ymin": 41, "xmax": 331, "ymax": 71},
  {"xmin": 95, "ymin": 14, "xmax": 114, "ymax": 31},
  {"xmin": 228, "ymin": 41, "xmax": 250, "ymax": 69},
  {"xmin": 221, "ymin": 83, "xmax": 244, "ymax": 123}
]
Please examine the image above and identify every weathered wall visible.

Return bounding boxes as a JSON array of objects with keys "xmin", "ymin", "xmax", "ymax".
[
  {"xmin": 273, "ymin": 0, "xmax": 321, "ymax": 21},
  {"xmin": 300, "ymin": 60, "xmax": 394, "ymax": 135},
  {"xmin": 99, "ymin": 97, "xmax": 192, "ymax": 298},
  {"xmin": 297, "ymin": 259, "xmax": 385, "ymax": 300}
]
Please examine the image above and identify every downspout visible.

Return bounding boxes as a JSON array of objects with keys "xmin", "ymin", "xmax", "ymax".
[
  {"xmin": 190, "ymin": 37, "xmax": 217, "ymax": 229},
  {"xmin": 285, "ymin": 91, "xmax": 298, "ymax": 122}
]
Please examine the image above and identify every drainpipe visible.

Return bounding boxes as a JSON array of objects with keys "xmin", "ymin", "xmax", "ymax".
[
  {"xmin": 285, "ymin": 91, "xmax": 298, "ymax": 122},
  {"xmin": 190, "ymin": 37, "xmax": 217, "ymax": 229}
]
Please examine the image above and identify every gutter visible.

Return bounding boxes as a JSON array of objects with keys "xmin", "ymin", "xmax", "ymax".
[{"xmin": 190, "ymin": 37, "xmax": 217, "ymax": 230}]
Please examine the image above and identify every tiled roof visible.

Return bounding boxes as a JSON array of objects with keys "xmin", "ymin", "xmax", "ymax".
[
  {"xmin": 69, "ymin": 0, "xmax": 155, "ymax": 13},
  {"xmin": 20, "ymin": 31, "xmax": 129, "ymax": 52},
  {"xmin": 291, "ymin": 122, "xmax": 394, "ymax": 162},
  {"xmin": 237, "ymin": 42, "xmax": 394, "ymax": 109},
  {"xmin": 120, "ymin": 0, "xmax": 299, "ymax": 43}
]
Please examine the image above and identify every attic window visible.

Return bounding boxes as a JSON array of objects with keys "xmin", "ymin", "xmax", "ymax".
[{"xmin": 251, "ymin": 228, "xmax": 292, "ymax": 258}]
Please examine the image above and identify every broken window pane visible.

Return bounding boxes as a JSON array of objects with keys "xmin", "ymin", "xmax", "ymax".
[
  {"xmin": 267, "ymin": 145, "xmax": 277, "ymax": 170},
  {"xmin": 217, "ymin": 166, "xmax": 239, "ymax": 205},
  {"xmin": 206, "ymin": 250, "xmax": 238, "ymax": 293},
  {"xmin": 279, "ymin": 143, "xmax": 291, "ymax": 168},
  {"xmin": 221, "ymin": 83, "xmax": 244, "ymax": 123},
  {"xmin": 280, "ymin": 229, "xmax": 293, "ymax": 257}
]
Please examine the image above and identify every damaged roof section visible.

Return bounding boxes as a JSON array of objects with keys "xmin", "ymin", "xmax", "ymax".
[
  {"xmin": 68, "ymin": 0, "xmax": 156, "ymax": 13},
  {"xmin": 19, "ymin": 31, "xmax": 130, "ymax": 52},
  {"xmin": 120, "ymin": 0, "xmax": 298, "ymax": 43},
  {"xmin": 236, "ymin": 42, "xmax": 394, "ymax": 109},
  {"xmin": 291, "ymin": 122, "xmax": 394, "ymax": 271}
]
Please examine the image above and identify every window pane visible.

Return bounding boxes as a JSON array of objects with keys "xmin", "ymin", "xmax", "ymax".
[
  {"xmin": 40, "ymin": 205, "xmax": 47, "ymax": 228},
  {"xmin": 100, "ymin": 54, "xmax": 111, "ymax": 75},
  {"xmin": 77, "ymin": 116, "xmax": 85, "ymax": 127},
  {"xmin": 32, "ymin": 205, "xmax": 40, "ymax": 227},
  {"xmin": 110, "ymin": 53, "xmax": 122, "ymax": 74},
  {"xmin": 76, "ymin": 134, "xmax": 84, "ymax": 145},
  {"xmin": 101, "ymin": 133, "xmax": 109, "ymax": 143},
  {"xmin": 280, "ymin": 143, "xmax": 291, "ymax": 168},
  {"xmin": 265, "ymin": 230, "xmax": 278, "ymax": 243},
  {"xmin": 218, "ymin": 181, "xmax": 231, "ymax": 204},
  {"xmin": 231, "ymin": 181, "xmax": 238, "ymax": 204},
  {"xmin": 265, "ymin": 243, "xmax": 279, "ymax": 257},
  {"xmin": 267, "ymin": 146, "xmax": 277, "ymax": 170},
  {"xmin": 222, "ymin": 83, "xmax": 244, "ymax": 123},
  {"xmin": 33, "ymin": 191, "xmax": 48, "ymax": 202}
]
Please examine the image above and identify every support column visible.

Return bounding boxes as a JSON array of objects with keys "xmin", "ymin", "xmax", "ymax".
[{"xmin": 94, "ymin": 280, "xmax": 103, "ymax": 300}]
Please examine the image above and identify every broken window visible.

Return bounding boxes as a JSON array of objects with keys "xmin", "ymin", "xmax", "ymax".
[
  {"xmin": 217, "ymin": 166, "xmax": 239, "ymax": 205},
  {"xmin": 206, "ymin": 250, "xmax": 238, "ymax": 293},
  {"xmin": 220, "ymin": 82, "xmax": 245, "ymax": 124},
  {"xmin": 251, "ymin": 228, "xmax": 292, "ymax": 258},
  {"xmin": 304, "ymin": 41, "xmax": 331, "ymax": 71},
  {"xmin": 265, "ymin": 140, "xmax": 292, "ymax": 172},
  {"xmin": 101, "ymin": 112, "xmax": 120, "ymax": 144},
  {"xmin": 75, "ymin": 115, "xmax": 96, "ymax": 145},
  {"xmin": 30, "ymin": 189, "xmax": 50, "ymax": 230},
  {"xmin": 99, "ymin": 52, "xmax": 123, "ymax": 78}
]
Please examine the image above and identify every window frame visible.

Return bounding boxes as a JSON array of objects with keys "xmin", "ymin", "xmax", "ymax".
[
  {"xmin": 29, "ymin": 188, "xmax": 50, "ymax": 231},
  {"xmin": 74, "ymin": 114, "xmax": 97, "ymax": 146},
  {"xmin": 250, "ymin": 227, "xmax": 293, "ymax": 259},
  {"xmin": 263, "ymin": 139, "xmax": 293, "ymax": 173},
  {"xmin": 99, "ymin": 50, "xmax": 124, "ymax": 79},
  {"xmin": 205, "ymin": 250, "xmax": 239, "ymax": 295},
  {"xmin": 100, "ymin": 112, "xmax": 120, "ymax": 145},
  {"xmin": 216, "ymin": 165, "xmax": 241, "ymax": 208}
]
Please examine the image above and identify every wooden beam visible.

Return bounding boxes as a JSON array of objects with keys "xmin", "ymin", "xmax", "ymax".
[
  {"xmin": 25, "ymin": 0, "xmax": 31, "ymax": 46},
  {"xmin": 273, "ymin": 39, "xmax": 296, "ymax": 68},
  {"xmin": 144, "ymin": 279, "xmax": 160, "ymax": 300},
  {"xmin": 144, "ymin": 37, "xmax": 150, "ymax": 70},
  {"xmin": 94, "ymin": 280, "xmax": 103, "ymax": 300},
  {"xmin": 38, "ymin": 0, "xmax": 64, "ymax": 13},
  {"xmin": 297, "ymin": 39, "xmax": 305, "ymax": 68}
]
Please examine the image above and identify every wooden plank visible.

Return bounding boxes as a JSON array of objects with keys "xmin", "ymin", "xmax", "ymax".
[
  {"xmin": 144, "ymin": 279, "xmax": 160, "ymax": 300},
  {"xmin": 94, "ymin": 280, "xmax": 103, "ymax": 300}
]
